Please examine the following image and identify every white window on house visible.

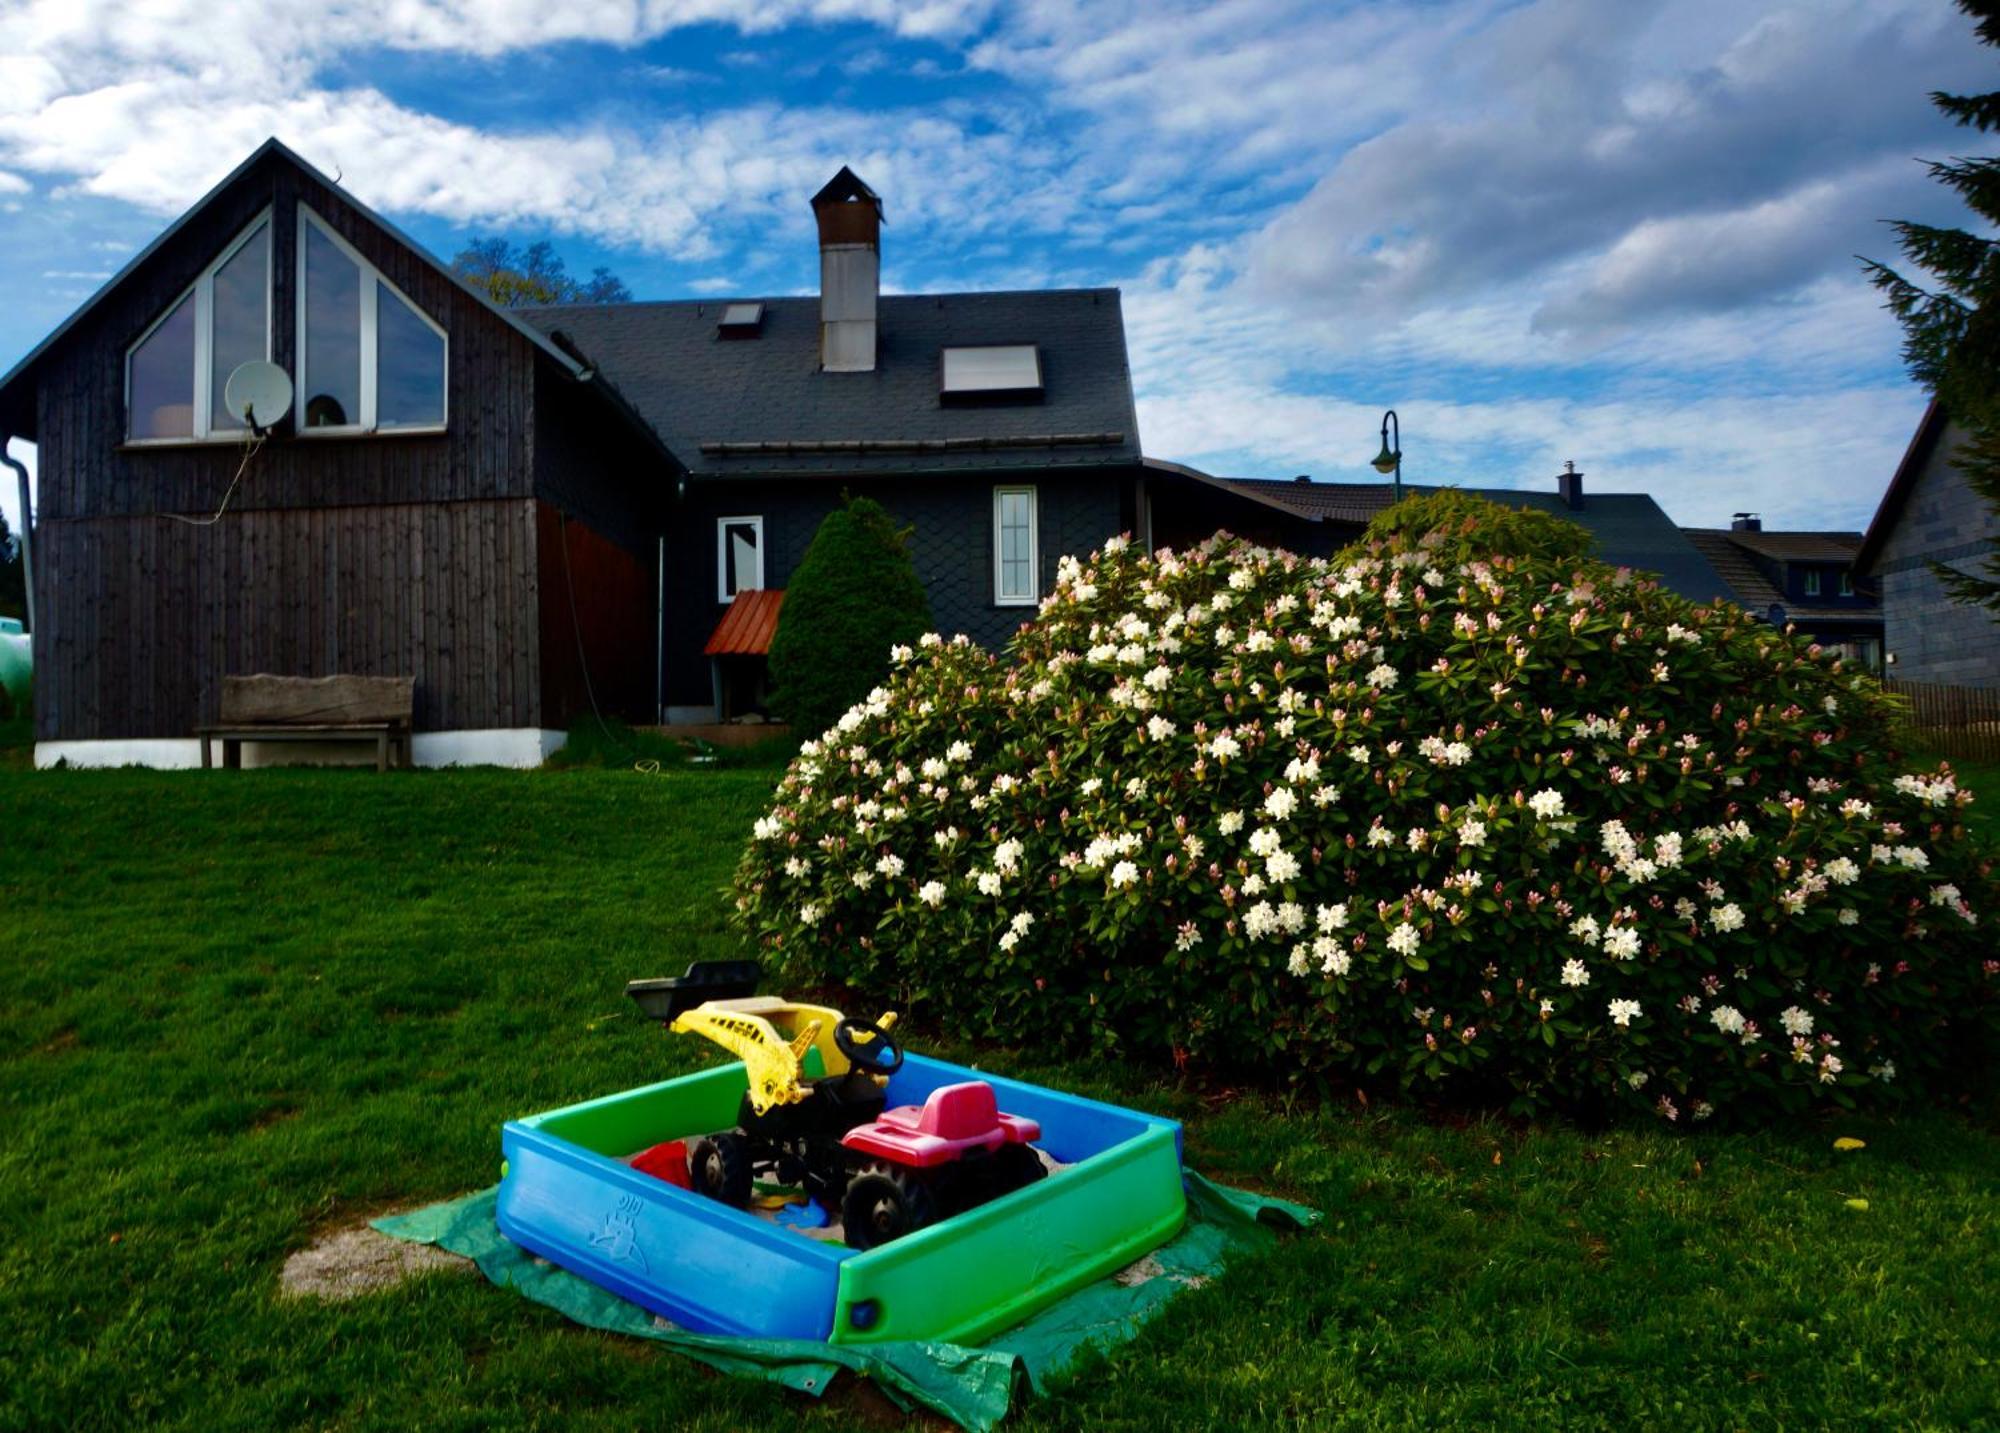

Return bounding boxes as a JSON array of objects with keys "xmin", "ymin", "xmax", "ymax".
[
  {"xmin": 942, "ymin": 345, "xmax": 1042, "ymax": 402},
  {"xmin": 1839, "ymin": 568, "xmax": 1854, "ymax": 596},
  {"xmin": 993, "ymin": 486, "xmax": 1038, "ymax": 605},
  {"xmin": 1803, "ymin": 569, "xmax": 1822, "ymax": 598},
  {"xmin": 718, "ymin": 516, "xmax": 764, "ymax": 602},
  {"xmin": 297, "ymin": 205, "xmax": 447, "ymax": 434},
  {"xmin": 126, "ymin": 213, "xmax": 272, "ymax": 442}
]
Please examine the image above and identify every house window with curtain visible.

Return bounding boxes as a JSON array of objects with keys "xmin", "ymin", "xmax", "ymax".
[
  {"xmin": 718, "ymin": 516, "xmax": 764, "ymax": 602},
  {"xmin": 125, "ymin": 212, "xmax": 272, "ymax": 442},
  {"xmin": 993, "ymin": 486, "xmax": 1038, "ymax": 605},
  {"xmin": 297, "ymin": 205, "xmax": 447, "ymax": 434}
]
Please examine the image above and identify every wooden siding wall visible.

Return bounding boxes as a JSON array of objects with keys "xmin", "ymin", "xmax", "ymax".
[
  {"xmin": 34, "ymin": 500, "xmax": 541, "ymax": 740},
  {"xmin": 536, "ymin": 503, "xmax": 656, "ymax": 728},
  {"xmin": 532, "ymin": 377, "xmax": 668, "ymax": 557},
  {"xmin": 21, "ymin": 148, "xmax": 573, "ymax": 742},
  {"xmin": 33, "ymin": 154, "xmax": 538, "ymax": 521}
]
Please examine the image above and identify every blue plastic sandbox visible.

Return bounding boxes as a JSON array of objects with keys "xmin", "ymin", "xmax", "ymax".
[{"xmin": 495, "ymin": 1053, "xmax": 1187, "ymax": 1345}]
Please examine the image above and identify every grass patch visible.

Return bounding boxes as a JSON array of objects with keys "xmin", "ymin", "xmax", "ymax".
[
  {"xmin": 2, "ymin": 762, "xmax": 1995, "ymax": 1430},
  {"xmin": 547, "ymin": 716, "xmax": 796, "ymax": 771}
]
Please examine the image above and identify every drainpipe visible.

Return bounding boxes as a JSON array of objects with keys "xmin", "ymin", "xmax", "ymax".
[{"xmin": 1, "ymin": 439, "xmax": 31, "ymax": 635}]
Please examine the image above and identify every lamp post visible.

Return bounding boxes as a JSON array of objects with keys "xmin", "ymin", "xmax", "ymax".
[{"xmin": 1371, "ymin": 409, "xmax": 1402, "ymax": 504}]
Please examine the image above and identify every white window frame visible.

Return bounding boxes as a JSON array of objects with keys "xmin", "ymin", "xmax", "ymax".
[
  {"xmin": 717, "ymin": 515, "xmax": 764, "ymax": 603},
  {"xmin": 124, "ymin": 209, "xmax": 273, "ymax": 445},
  {"xmin": 1803, "ymin": 569, "xmax": 1822, "ymax": 598},
  {"xmin": 296, "ymin": 204, "xmax": 449, "ymax": 437},
  {"xmin": 993, "ymin": 485, "xmax": 1039, "ymax": 606}
]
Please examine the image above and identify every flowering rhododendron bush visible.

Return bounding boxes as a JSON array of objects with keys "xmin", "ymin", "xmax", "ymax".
[{"xmin": 733, "ymin": 493, "xmax": 1997, "ymax": 1121}]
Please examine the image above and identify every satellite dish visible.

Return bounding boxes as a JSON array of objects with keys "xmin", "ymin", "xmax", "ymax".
[{"xmin": 223, "ymin": 361, "xmax": 294, "ymax": 434}]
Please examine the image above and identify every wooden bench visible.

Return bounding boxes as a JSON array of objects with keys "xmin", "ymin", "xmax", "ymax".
[{"xmin": 198, "ymin": 675, "xmax": 415, "ymax": 772}]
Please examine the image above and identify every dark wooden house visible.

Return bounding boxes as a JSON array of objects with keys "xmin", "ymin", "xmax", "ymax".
[
  {"xmin": 0, "ymin": 146, "xmax": 1158, "ymax": 763},
  {"xmin": 0, "ymin": 139, "xmax": 675, "ymax": 766},
  {"xmin": 1855, "ymin": 402, "xmax": 2000, "ymax": 687}
]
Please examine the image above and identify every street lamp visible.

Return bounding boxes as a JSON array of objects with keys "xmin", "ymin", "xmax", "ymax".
[{"xmin": 1370, "ymin": 409, "xmax": 1402, "ymax": 504}]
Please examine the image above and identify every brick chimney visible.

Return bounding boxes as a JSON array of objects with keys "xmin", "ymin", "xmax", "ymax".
[
  {"xmin": 811, "ymin": 166, "xmax": 882, "ymax": 373},
  {"xmin": 1731, "ymin": 512, "xmax": 1762, "ymax": 532},
  {"xmin": 1557, "ymin": 460, "xmax": 1584, "ymax": 510}
]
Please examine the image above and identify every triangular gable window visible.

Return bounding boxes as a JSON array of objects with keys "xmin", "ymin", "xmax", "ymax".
[
  {"xmin": 297, "ymin": 205, "xmax": 447, "ymax": 433},
  {"xmin": 125, "ymin": 213, "xmax": 271, "ymax": 442}
]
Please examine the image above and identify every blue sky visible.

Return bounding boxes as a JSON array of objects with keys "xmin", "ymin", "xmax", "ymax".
[{"xmin": 2, "ymin": 0, "xmax": 1994, "ymax": 539}]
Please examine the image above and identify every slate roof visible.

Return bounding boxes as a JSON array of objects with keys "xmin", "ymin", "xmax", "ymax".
[
  {"xmin": 1682, "ymin": 529, "xmax": 1878, "ymax": 624},
  {"xmin": 1719, "ymin": 529, "xmax": 1864, "ymax": 562},
  {"xmin": 519, "ymin": 290, "xmax": 1141, "ymax": 479},
  {"xmin": 1196, "ymin": 476, "xmax": 1736, "ymax": 604}
]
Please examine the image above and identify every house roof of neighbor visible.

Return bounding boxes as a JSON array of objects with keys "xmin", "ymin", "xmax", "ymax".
[
  {"xmin": 1717, "ymin": 529, "xmax": 1865, "ymax": 563},
  {"xmin": 1196, "ymin": 475, "xmax": 1736, "ymax": 605},
  {"xmin": 518, "ymin": 290, "xmax": 1142, "ymax": 479},
  {"xmin": 703, "ymin": 588, "xmax": 787, "ymax": 656},
  {"xmin": 1681, "ymin": 529, "xmax": 1878, "ymax": 624}
]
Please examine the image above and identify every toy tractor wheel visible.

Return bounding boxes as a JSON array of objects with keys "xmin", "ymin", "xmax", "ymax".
[
  {"xmin": 840, "ymin": 1162, "xmax": 937, "ymax": 1250},
  {"xmin": 992, "ymin": 1142, "xmax": 1047, "ymax": 1197},
  {"xmin": 687, "ymin": 1133, "xmax": 752, "ymax": 1208}
]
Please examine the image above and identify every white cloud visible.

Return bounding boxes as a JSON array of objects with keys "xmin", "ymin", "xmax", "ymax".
[
  {"xmin": 0, "ymin": 0, "xmax": 1978, "ymax": 537},
  {"xmin": 1243, "ymin": 0, "xmax": 1987, "ymax": 329}
]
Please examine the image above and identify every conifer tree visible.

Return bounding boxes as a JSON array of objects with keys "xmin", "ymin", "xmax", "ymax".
[
  {"xmin": 1864, "ymin": 0, "xmax": 2000, "ymax": 611},
  {"xmin": 767, "ymin": 495, "xmax": 932, "ymax": 740}
]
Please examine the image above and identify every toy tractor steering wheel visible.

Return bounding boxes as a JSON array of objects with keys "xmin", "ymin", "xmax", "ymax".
[{"xmin": 834, "ymin": 1016, "xmax": 904, "ymax": 1076}]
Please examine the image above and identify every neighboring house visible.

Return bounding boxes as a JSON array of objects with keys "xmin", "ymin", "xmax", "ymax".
[
  {"xmin": 1143, "ymin": 464, "xmax": 1736, "ymax": 605},
  {"xmin": 0, "ymin": 139, "xmax": 672, "ymax": 767},
  {"xmin": 0, "ymin": 145, "xmax": 1145, "ymax": 765},
  {"xmin": 1681, "ymin": 519, "xmax": 1881, "ymax": 670},
  {"xmin": 1855, "ymin": 402, "xmax": 2000, "ymax": 688}
]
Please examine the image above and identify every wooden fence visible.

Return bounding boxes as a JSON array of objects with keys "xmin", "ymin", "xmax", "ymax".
[{"xmin": 1885, "ymin": 678, "xmax": 2000, "ymax": 764}]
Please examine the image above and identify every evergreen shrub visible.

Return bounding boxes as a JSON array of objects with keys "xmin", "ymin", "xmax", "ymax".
[
  {"xmin": 767, "ymin": 495, "xmax": 932, "ymax": 740},
  {"xmin": 735, "ymin": 493, "xmax": 1996, "ymax": 1120}
]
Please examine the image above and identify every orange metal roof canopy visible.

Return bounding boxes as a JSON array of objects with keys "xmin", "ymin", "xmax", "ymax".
[{"xmin": 704, "ymin": 589, "xmax": 785, "ymax": 656}]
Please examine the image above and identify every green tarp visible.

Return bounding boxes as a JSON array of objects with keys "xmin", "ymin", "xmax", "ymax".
[{"xmin": 373, "ymin": 1173, "xmax": 1317, "ymax": 1430}]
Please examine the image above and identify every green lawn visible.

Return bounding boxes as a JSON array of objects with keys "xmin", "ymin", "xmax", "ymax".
[{"xmin": 2, "ymin": 759, "xmax": 1996, "ymax": 1430}]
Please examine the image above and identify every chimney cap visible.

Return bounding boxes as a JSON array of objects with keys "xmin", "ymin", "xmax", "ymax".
[
  {"xmin": 811, "ymin": 165, "xmax": 885, "ymax": 220},
  {"xmin": 1294, "ymin": 474, "xmax": 1311, "ymax": 483}
]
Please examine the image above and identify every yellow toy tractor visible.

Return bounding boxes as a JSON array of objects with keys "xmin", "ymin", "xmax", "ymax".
[{"xmin": 626, "ymin": 962, "xmax": 904, "ymax": 1214}]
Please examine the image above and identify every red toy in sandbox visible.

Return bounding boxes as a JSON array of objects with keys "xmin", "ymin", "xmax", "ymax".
[{"xmin": 841, "ymin": 1082, "xmax": 1041, "ymax": 1167}]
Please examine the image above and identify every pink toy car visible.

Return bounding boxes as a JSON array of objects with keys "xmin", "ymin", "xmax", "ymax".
[{"xmin": 836, "ymin": 1081, "xmax": 1047, "ymax": 1247}]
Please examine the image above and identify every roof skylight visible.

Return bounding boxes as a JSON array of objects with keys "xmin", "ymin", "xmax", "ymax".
[
  {"xmin": 717, "ymin": 302, "xmax": 765, "ymax": 335},
  {"xmin": 941, "ymin": 344, "xmax": 1042, "ymax": 400}
]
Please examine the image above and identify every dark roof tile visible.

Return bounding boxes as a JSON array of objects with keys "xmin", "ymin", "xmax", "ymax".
[{"xmin": 520, "ymin": 291, "xmax": 1141, "ymax": 478}]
